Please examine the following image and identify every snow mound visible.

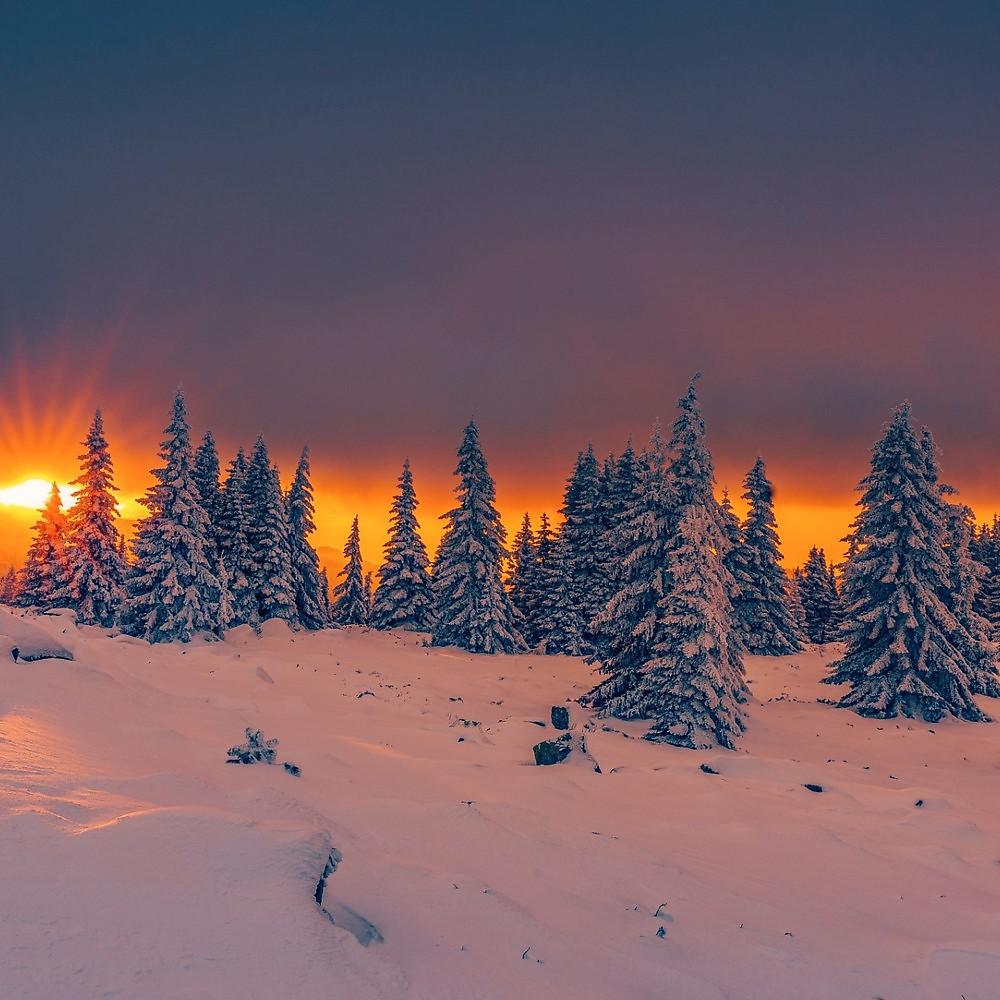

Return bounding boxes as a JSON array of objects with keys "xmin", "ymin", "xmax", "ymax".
[
  {"xmin": 2, "ymin": 607, "xmax": 1000, "ymax": 999},
  {"xmin": 0, "ymin": 612, "xmax": 75, "ymax": 661}
]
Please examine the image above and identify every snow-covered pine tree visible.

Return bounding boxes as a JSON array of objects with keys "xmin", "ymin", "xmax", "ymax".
[
  {"xmin": 431, "ymin": 421, "xmax": 525, "ymax": 653},
  {"xmin": 591, "ymin": 454, "xmax": 619, "ymax": 618},
  {"xmin": 535, "ymin": 529, "xmax": 589, "ymax": 655},
  {"xmin": 332, "ymin": 515, "xmax": 369, "ymax": 625},
  {"xmin": 588, "ymin": 376, "xmax": 748, "ymax": 748},
  {"xmin": 825, "ymin": 403, "xmax": 995, "ymax": 721},
  {"xmin": 18, "ymin": 483, "xmax": 71, "ymax": 610},
  {"xmin": 799, "ymin": 547, "xmax": 837, "ymax": 642},
  {"xmin": 718, "ymin": 487, "xmax": 748, "ymax": 647},
  {"xmin": 286, "ymin": 446, "xmax": 329, "ymax": 629},
  {"xmin": 363, "ymin": 571, "xmax": 374, "ymax": 622},
  {"xmin": 244, "ymin": 438, "xmax": 298, "ymax": 626},
  {"xmin": 667, "ymin": 375, "xmax": 741, "ymax": 609},
  {"xmin": 193, "ymin": 432, "xmax": 225, "ymax": 553},
  {"xmin": 120, "ymin": 391, "xmax": 230, "ymax": 642},
  {"xmin": 523, "ymin": 511, "xmax": 556, "ymax": 642},
  {"xmin": 545, "ymin": 446, "xmax": 604, "ymax": 653},
  {"xmin": 372, "ymin": 459, "xmax": 434, "ymax": 631},
  {"xmin": 589, "ymin": 443, "xmax": 640, "ymax": 641},
  {"xmin": 586, "ymin": 426, "xmax": 674, "ymax": 714},
  {"xmin": 787, "ymin": 567, "xmax": 808, "ymax": 637},
  {"xmin": 190, "ymin": 429, "xmax": 236, "ymax": 624},
  {"xmin": 718, "ymin": 488, "xmax": 743, "ymax": 554},
  {"xmin": 217, "ymin": 448, "xmax": 258, "ymax": 628},
  {"xmin": 930, "ymin": 442, "xmax": 1000, "ymax": 699},
  {"xmin": 0, "ymin": 566, "xmax": 19, "ymax": 605},
  {"xmin": 652, "ymin": 375, "xmax": 747, "ymax": 738},
  {"xmin": 507, "ymin": 512, "xmax": 537, "ymax": 636},
  {"xmin": 629, "ymin": 503, "xmax": 748, "ymax": 748},
  {"xmin": 972, "ymin": 517, "xmax": 1000, "ymax": 639},
  {"xmin": 58, "ymin": 410, "xmax": 127, "ymax": 626},
  {"xmin": 826, "ymin": 561, "xmax": 844, "ymax": 633},
  {"xmin": 319, "ymin": 566, "xmax": 333, "ymax": 622},
  {"xmin": 728, "ymin": 458, "xmax": 802, "ymax": 654}
]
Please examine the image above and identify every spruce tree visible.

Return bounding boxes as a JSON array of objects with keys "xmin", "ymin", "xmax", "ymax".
[
  {"xmin": 59, "ymin": 411, "xmax": 127, "ymax": 626},
  {"xmin": 728, "ymin": 458, "xmax": 802, "ymax": 655},
  {"xmin": 718, "ymin": 488, "xmax": 743, "ymax": 556},
  {"xmin": 939, "ymin": 498, "xmax": 1000, "ymax": 698},
  {"xmin": 18, "ymin": 483, "xmax": 71, "ymax": 610},
  {"xmin": 586, "ymin": 427, "xmax": 674, "ymax": 714},
  {"xmin": 607, "ymin": 443, "xmax": 640, "ymax": 546},
  {"xmin": 645, "ymin": 375, "xmax": 747, "ymax": 740},
  {"xmin": 431, "ymin": 421, "xmax": 524, "ymax": 653},
  {"xmin": 372, "ymin": 459, "xmax": 434, "ymax": 630},
  {"xmin": 825, "ymin": 403, "xmax": 996, "ymax": 721},
  {"xmin": 535, "ymin": 530, "xmax": 589, "ymax": 655},
  {"xmin": 193, "ymin": 433, "xmax": 225, "ymax": 552},
  {"xmin": 524, "ymin": 511, "xmax": 556, "ymax": 641},
  {"xmin": 590, "ymin": 444, "xmax": 640, "ymax": 644},
  {"xmin": 591, "ymin": 454, "xmax": 619, "ymax": 621},
  {"xmin": 588, "ymin": 376, "xmax": 747, "ymax": 747},
  {"xmin": 634, "ymin": 504, "xmax": 748, "ymax": 748},
  {"xmin": 121, "ymin": 392, "xmax": 230, "ymax": 642},
  {"xmin": 0, "ymin": 566, "xmax": 19, "ymax": 605},
  {"xmin": 507, "ymin": 512, "xmax": 537, "ymax": 634},
  {"xmin": 218, "ymin": 448, "xmax": 259, "ymax": 628},
  {"xmin": 244, "ymin": 438, "xmax": 298, "ymax": 626},
  {"xmin": 287, "ymin": 446, "xmax": 329, "ymax": 629},
  {"xmin": 787, "ymin": 568, "xmax": 808, "ymax": 637},
  {"xmin": 319, "ymin": 567, "xmax": 332, "ymax": 620},
  {"xmin": 718, "ymin": 487, "xmax": 748, "ymax": 649},
  {"xmin": 191, "ymin": 430, "xmax": 235, "ymax": 623},
  {"xmin": 799, "ymin": 547, "xmax": 838, "ymax": 642},
  {"xmin": 364, "ymin": 571, "xmax": 374, "ymax": 622},
  {"xmin": 826, "ymin": 562, "xmax": 844, "ymax": 633},
  {"xmin": 972, "ymin": 517, "xmax": 1000, "ymax": 639},
  {"xmin": 543, "ymin": 446, "xmax": 604, "ymax": 654},
  {"xmin": 332, "ymin": 515, "xmax": 369, "ymax": 625},
  {"xmin": 666, "ymin": 375, "xmax": 741, "ymax": 612}
]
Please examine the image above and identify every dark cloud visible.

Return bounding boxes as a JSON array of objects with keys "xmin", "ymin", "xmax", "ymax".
[{"xmin": 2, "ymin": 2, "xmax": 999, "ymax": 541}]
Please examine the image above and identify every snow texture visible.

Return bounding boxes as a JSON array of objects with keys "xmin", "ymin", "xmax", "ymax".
[{"xmin": 2, "ymin": 608, "xmax": 1000, "ymax": 999}]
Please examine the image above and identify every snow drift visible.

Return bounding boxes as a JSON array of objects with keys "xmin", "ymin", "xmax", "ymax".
[{"xmin": 1, "ymin": 608, "xmax": 999, "ymax": 999}]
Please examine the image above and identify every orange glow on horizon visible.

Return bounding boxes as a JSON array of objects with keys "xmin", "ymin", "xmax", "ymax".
[
  {"xmin": 2, "ymin": 455, "xmax": 998, "ymax": 579},
  {"xmin": 1, "ymin": 355, "xmax": 998, "ymax": 579}
]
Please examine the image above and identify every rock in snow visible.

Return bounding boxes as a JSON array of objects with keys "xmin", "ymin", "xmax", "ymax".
[{"xmin": 532, "ymin": 738, "xmax": 572, "ymax": 766}]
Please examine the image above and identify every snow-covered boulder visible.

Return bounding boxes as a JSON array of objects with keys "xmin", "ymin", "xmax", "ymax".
[{"xmin": 0, "ymin": 611, "xmax": 75, "ymax": 662}]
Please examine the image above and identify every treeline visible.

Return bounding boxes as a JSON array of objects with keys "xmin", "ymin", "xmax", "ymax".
[
  {"xmin": 2, "ymin": 397, "xmax": 334, "ymax": 638},
  {"xmin": 3, "ymin": 380, "xmax": 1000, "ymax": 748}
]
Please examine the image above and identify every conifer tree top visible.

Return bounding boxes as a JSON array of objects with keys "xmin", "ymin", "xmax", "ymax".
[{"xmin": 827, "ymin": 402, "xmax": 992, "ymax": 721}]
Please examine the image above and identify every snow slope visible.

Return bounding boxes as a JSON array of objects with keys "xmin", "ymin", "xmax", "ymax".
[{"xmin": 2, "ymin": 608, "xmax": 999, "ymax": 999}]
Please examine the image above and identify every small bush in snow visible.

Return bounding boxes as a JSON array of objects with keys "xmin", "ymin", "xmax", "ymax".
[{"xmin": 227, "ymin": 728, "xmax": 279, "ymax": 764}]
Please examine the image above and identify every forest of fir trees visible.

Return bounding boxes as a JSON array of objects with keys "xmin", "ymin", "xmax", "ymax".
[{"xmin": 5, "ymin": 382, "xmax": 1000, "ymax": 749}]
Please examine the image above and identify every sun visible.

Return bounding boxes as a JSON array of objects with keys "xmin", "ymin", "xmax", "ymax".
[{"xmin": 0, "ymin": 479, "xmax": 75, "ymax": 511}]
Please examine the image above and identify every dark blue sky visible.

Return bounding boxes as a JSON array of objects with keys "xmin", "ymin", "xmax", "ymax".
[{"xmin": 2, "ymin": 2, "xmax": 1000, "ymax": 510}]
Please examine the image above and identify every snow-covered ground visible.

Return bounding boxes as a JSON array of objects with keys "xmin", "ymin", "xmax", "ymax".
[{"xmin": 2, "ymin": 609, "xmax": 999, "ymax": 999}]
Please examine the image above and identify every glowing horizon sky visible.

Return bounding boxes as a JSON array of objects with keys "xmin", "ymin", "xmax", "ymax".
[{"xmin": 2, "ymin": 3, "xmax": 998, "ymax": 570}]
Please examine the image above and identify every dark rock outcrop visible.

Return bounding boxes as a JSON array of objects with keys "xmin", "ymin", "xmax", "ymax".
[
  {"xmin": 533, "ymin": 739, "xmax": 571, "ymax": 766},
  {"xmin": 550, "ymin": 706, "xmax": 570, "ymax": 730}
]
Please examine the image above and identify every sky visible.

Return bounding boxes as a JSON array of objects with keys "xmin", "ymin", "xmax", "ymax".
[{"xmin": 2, "ymin": 2, "xmax": 999, "ymax": 571}]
